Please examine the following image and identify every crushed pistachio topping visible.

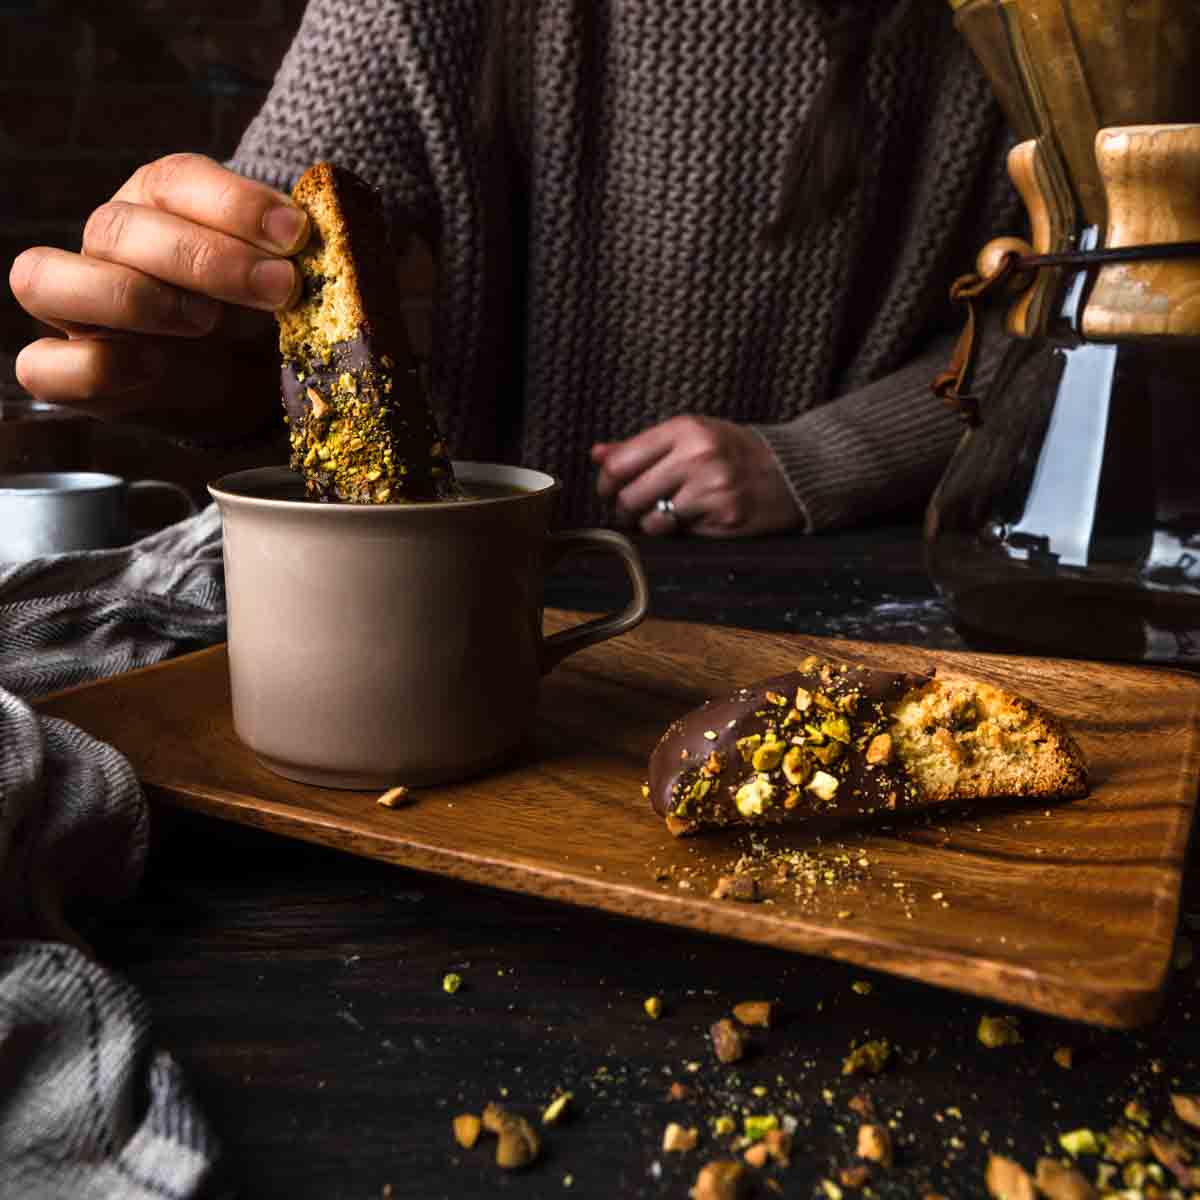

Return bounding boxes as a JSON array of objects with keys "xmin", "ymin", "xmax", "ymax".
[
  {"xmin": 820, "ymin": 713, "xmax": 852, "ymax": 744},
  {"xmin": 677, "ymin": 776, "xmax": 712, "ymax": 815},
  {"xmin": 865, "ymin": 732, "xmax": 893, "ymax": 765},
  {"xmin": 735, "ymin": 775, "xmax": 776, "ymax": 817},
  {"xmin": 735, "ymin": 734, "xmax": 762, "ymax": 763},
  {"xmin": 289, "ymin": 368, "xmax": 411, "ymax": 503},
  {"xmin": 662, "ymin": 659, "xmax": 921, "ymax": 830},
  {"xmin": 781, "ymin": 746, "xmax": 812, "ymax": 787},
  {"xmin": 806, "ymin": 770, "xmax": 840, "ymax": 803},
  {"xmin": 282, "ymin": 310, "xmax": 452, "ymax": 505},
  {"xmin": 751, "ymin": 734, "xmax": 787, "ymax": 772}
]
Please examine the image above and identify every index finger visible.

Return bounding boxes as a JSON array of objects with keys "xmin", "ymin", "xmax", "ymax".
[
  {"xmin": 114, "ymin": 153, "xmax": 310, "ymax": 256},
  {"xmin": 594, "ymin": 425, "xmax": 674, "ymax": 497}
]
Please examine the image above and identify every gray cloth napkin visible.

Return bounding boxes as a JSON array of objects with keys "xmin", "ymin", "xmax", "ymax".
[{"xmin": 0, "ymin": 506, "xmax": 227, "ymax": 1198}]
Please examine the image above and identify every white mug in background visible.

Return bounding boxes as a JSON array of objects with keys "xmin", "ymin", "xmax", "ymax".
[{"xmin": 0, "ymin": 472, "xmax": 197, "ymax": 562}]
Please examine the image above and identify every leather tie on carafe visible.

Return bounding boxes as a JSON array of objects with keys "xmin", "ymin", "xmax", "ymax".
[{"xmin": 933, "ymin": 239, "xmax": 1200, "ymax": 427}]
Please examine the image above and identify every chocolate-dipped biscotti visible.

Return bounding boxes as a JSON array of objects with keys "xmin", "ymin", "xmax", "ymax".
[
  {"xmin": 648, "ymin": 656, "xmax": 1087, "ymax": 836},
  {"xmin": 276, "ymin": 162, "xmax": 455, "ymax": 503}
]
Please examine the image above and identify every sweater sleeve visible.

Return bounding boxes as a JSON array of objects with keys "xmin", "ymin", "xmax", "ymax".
[{"xmin": 752, "ymin": 324, "xmax": 1008, "ymax": 535}]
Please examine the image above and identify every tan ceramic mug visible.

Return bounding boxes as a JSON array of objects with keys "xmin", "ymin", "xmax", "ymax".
[{"xmin": 209, "ymin": 463, "xmax": 650, "ymax": 789}]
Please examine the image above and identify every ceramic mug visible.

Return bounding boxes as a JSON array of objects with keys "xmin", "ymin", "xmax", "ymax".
[
  {"xmin": 209, "ymin": 463, "xmax": 650, "ymax": 789},
  {"xmin": 0, "ymin": 471, "xmax": 197, "ymax": 561}
]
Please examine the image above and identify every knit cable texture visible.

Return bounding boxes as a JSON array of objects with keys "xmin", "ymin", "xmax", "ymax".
[{"xmin": 231, "ymin": 0, "xmax": 1019, "ymax": 529}]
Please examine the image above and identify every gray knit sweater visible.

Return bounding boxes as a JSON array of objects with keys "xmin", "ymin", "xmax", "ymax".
[{"xmin": 230, "ymin": 0, "xmax": 1017, "ymax": 530}]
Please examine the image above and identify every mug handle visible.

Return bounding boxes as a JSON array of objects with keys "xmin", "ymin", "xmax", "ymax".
[
  {"xmin": 540, "ymin": 528, "xmax": 650, "ymax": 674},
  {"xmin": 128, "ymin": 479, "xmax": 199, "ymax": 531}
]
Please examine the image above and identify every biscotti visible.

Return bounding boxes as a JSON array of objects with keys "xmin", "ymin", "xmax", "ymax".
[
  {"xmin": 647, "ymin": 655, "xmax": 1088, "ymax": 836},
  {"xmin": 276, "ymin": 161, "xmax": 455, "ymax": 503}
]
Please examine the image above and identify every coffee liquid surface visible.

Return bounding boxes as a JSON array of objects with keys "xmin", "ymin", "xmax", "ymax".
[{"xmin": 246, "ymin": 477, "xmax": 531, "ymax": 504}]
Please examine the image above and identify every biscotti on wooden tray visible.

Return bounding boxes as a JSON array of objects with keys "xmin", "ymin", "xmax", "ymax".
[
  {"xmin": 647, "ymin": 655, "xmax": 1088, "ymax": 836},
  {"xmin": 275, "ymin": 161, "xmax": 456, "ymax": 504}
]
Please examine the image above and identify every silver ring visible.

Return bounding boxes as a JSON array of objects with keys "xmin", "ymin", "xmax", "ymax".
[{"xmin": 655, "ymin": 496, "xmax": 679, "ymax": 523}]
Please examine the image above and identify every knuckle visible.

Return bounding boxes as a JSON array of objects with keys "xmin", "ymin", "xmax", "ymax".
[
  {"xmin": 691, "ymin": 430, "xmax": 724, "ymax": 457},
  {"xmin": 720, "ymin": 497, "xmax": 747, "ymax": 529},
  {"xmin": 140, "ymin": 152, "xmax": 204, "ymax": 202},
  {"xmin": 171, "ymin": 231, "xmax": 217, "ymax": 286},
  {"xmin": 106, "ymin": 271, "xmax": 142, "ymax": 326},
  {"xmin": 83, "ymin": 201, "xmax": 133, "ymax": 257},
  {"xmin": 210, "ymin": 175, "xmax": 247, "ymax": 230},
  {"xmin": 709, "ymin": 465, "xmax": 735, "ymax": 492}
]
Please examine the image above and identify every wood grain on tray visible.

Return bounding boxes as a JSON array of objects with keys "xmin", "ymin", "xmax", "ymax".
[{"xmin": 35, "ymin": 612, "xmax": 1200, "ymax": 1029}]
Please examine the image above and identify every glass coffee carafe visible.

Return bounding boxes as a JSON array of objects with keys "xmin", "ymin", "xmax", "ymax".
[{"xmin": 925, "ymin": 0, "xmax": 1200, "ymax": 664}]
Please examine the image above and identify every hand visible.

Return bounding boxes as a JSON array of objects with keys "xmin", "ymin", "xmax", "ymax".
[
  {"xmin": 591, "ymin": 415, "xmax": 802, "ymax": 538},
  {"xmin": 9, "ymin": 153, "xmax": 309, "ymax": 431}
]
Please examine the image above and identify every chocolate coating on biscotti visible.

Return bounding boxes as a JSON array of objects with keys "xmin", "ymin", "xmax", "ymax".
[
  {"xmin": 277, "ymin": 162, "xmax": 455, "ymax": 504},
  {"xmin": 648, "ymin": 658, "xmax": 932, "ymax": 835}
]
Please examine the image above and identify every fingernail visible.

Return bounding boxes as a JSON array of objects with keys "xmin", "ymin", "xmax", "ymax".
[
  {"xmin": 13, "ymin": 346, "xmax": 36, "ymax": 392},
  {"xmin": 250, "ymin": 258, "xmax": 298, "ymax": 309},
  {"xmin": 263, "ymin": 205, "xmax": 308, "ymax": 253},
  {"xmin": 181, "ymin": 291, "xmax": 221, "ymax": 331}
]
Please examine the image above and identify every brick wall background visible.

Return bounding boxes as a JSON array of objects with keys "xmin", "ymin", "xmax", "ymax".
[
  {"xmin": 1, "ymin": 0, "xmax": 307, "ymax": 377},
  {"xmin": 0, "ymin": 0, "xmax": 307, "ymax": 495}
]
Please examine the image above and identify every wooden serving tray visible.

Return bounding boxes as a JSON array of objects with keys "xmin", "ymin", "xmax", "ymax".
[{"xmin": 36, "ymin": 613, "xmax": 1200, "ymax": 1029}]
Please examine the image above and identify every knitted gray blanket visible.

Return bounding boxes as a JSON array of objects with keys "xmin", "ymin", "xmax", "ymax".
[{"xmin": 0, "ymin": 507, "xmax": 226, "ymax": 1198}]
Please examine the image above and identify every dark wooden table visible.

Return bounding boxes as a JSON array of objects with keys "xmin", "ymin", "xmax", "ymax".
[{"xmin": 89, "ymin": 525, "xmax": 1200, "ymax": 1200}]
